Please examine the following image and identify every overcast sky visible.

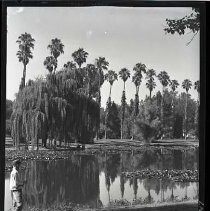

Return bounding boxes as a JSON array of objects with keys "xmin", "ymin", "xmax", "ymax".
[{"xmin": 7, "ymin": 7, "xmax": 199, "ymax": 108}]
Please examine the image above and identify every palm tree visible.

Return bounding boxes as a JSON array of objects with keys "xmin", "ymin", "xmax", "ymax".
[
  {"xmin": 95, "ymin": 57, "xmax": 109, "ymax": 106},
  {"xmin": 169, "ymin": 79, "xmax": 179, "ymax": 112},
  {"xmin": 145, "ymin": 69, "xmax": 156, "ymax": 99},
  {"xmin": 63, "ymin": 61, "xmax": 77, "ymax": 70},
  {"xmin": 132, "ymin": 63, "xmax": 147, "ymax": 117},
  {"xmin": 16, "ymin": 32, "xmax": 35, "ymax": 89},
  {"xmin": 43, "ymin": 56, "xmax": 57, "ymax": 74},
  {"xmin": 104, "ymin": 70, "xmax": 118, "ymax": 139},
  {"xmin": 194, "ymin": 80, "xmax": 200, "ymax": 104},
  {"xmin": 95, "ymin": 57, "xmax": 109, "ymax": 139},
  {"xmin": 72, "ymin": 48, "xmax": 88, "ymax": 68},
  {"xmin": 157, "ymin": 71, "xmax": 170, "ymax": 130},
  {"xmin": 47, "ymin": 38, "xmax": 64, "ymax": 73},
  {"xmin": 105, "ymin": 70, "xmax": 118, "ymax": 100},
  {"xmin": 194, "ymin": 80, "xmax": 200, "ymax": 139},
  {"xmin": 85, "ymin": 64, "xmax": 96, "ymax": 97},
  {"xmin": 182, "ymin": 79, "xmax": 192, "ymax": 139},
  {"xmin": 119, "ymin": 68, "xmax": 130, "ymax": 139}
]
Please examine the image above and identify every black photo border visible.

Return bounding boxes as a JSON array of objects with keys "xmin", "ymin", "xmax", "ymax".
[{"xmin": 1, "ymin": 1, "xmax": 206, "ymax": 210}]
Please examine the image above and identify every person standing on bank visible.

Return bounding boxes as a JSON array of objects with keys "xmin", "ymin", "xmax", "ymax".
[{"xmin": 10, "ymin": 159, "xmax": 25, "ymax": 211}]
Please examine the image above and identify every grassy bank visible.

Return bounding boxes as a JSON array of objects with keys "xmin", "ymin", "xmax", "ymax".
[{"xmin": 26, "ymin": 201, "xmax": 198, "ymax": 211}]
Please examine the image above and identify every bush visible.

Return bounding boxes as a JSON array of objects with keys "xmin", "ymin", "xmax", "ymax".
[{"xmin": 6, "ymin": 119, "xmax": 11, "ymax": 136}]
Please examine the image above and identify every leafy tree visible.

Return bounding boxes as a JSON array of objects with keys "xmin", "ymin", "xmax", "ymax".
[
  {"xmin": 47, "ymin": 38, "xmax": 64, "ymax": 72},
  {"xmin": 11, "ymin": 43, "xmax": 100, "ymax": 149},
  {"xmin": 6, "ymin": 99, "xmax": 13, "ymax": 136},
  {"xmin": 72, "ymin": 48, "xmax": 88, "ymax": 68},
  {"xmin": 16, "ymin": 32, "xmax": 35, "ymax": 89},
  {"xmin": 164, "ymin": 8, "xmax": 200, "ymax": 45},
  {"xmin": 106, "ymin": 102, "xmax": 121, "ymax": 139},
  {"xmin": 146, "ymin": 69, "xmax": 156, "ymax": 99},
  {"xmin": 135, "ymin": 98, "xmax": 161, "ymax": 142},
  {"xmin": 6, "ymin": 99, "xmax": 13, "ymax": 120},
  {"xmin": 173, "ymin": 114, "xmax": 183, "ymax": 139},
  {"xmin": 182, "ymin": 79, "xmax": 192, "ymax": 139},
  {"xmin": 119, "ymin": 68, "xmax": 130, "ymax": 139}
]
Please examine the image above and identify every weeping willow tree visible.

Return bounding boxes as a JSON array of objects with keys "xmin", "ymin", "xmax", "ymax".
[{"xmin": 11, "ymin": 58, "xmax": 100, "ymax": 149}]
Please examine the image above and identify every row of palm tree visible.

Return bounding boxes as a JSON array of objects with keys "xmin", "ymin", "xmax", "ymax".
[
  {"xmin": 104, "ymin": 64, "xmax": 199, "ymax": 140},
  {"xmin": 15, "ymin": 32, "xmax": 199, "ymax": 143}
]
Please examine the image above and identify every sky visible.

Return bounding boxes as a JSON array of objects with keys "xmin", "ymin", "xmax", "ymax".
[{"xmin": 7, "ymin": 7, "xmax": 200, "ymax": 108}]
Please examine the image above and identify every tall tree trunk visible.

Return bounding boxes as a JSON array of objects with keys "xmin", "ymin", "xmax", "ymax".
[
  {"xmin": 149, "ymin": 89, "xmax": 152, "ymax": 99},
  {"xmin": 22, "ymin": 63, "xmax": 26, "ymax": 88},
  {"xmin": 54, "ymin": 58, "xmax": 58, "ymax": 74},
  {"xmin": 109, "ymin": 84, "xmax": 112, "ymax": 99},
  {"xmin": 105, "ymin": 85, "xmax": 112, "ymax": 139},
  {"xmin": 171, "ymin": 92, "xmax": 175, "ymax": 114},
  {"xmin": 96, "ymin": 71, "xmax": 101, "ymax": 140},
  {"xmin": 121, "ymin": 82, "xmax": 126, "ymax": 139},
  {"xmin": 104, "ymin": 112, "xmax": 107, "ymax": 140},
  {"xmin": 184, "ymin": 91, "xmax": 188, "ymax": 140},
  {"xmin": 161, "ymin": 86, "xmax": 164, "ymax": 129}
]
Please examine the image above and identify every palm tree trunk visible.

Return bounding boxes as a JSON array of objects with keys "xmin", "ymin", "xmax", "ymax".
[
  {"xmin": 22, "ymin": 63, "xmax": 26, "ymax": 88},
  {"xmin": 121, "ymin": 82, "xmax": 126, "ymax": 140},
  {"xmin": 54, "ymin": 59, "xmax": 57, "ymax": 74},
  {"xmin": 96, "ymin": 71, "xmax": 101, "ymax": 140},
  {"xmin": 149, "ymin": 89, "xmax": 152, "ymax": 99},
  {"xmin": 109, "ymin": 84, "xmax": 112, "ymax": 100},
  {"xmin": 172, "ymin": 92, "xmax": 175, "ymax": 113},
  {"xmin": 161, "ymin": 86, "xmax": 164, "ymax": 127},
  {"xmin": 184, "ymin": 91, "xmax": 188, "ymax": 140},
  {"xmin": 105, "ymin": 108, "xmax": 107, "ymax": 140},
  {"xmin": 105, "ymin": 84, "xmax": 112, "ymax": 140}
]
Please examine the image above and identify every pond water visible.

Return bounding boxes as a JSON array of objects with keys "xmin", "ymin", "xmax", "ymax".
[{"xmin": 5, "ymin": 148, "xmax": 199, "ymax": 210}]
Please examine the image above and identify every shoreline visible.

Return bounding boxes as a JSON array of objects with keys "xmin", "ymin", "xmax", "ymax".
[
  {"xmin": 25, "ymin": 200, "xmax": 198, "ymax": 211},
  {"xmin": 95, "ymin": 201, "xmax": 198, "ymax": 211},
  {"xmin": 5, "ymin": 138, "xmax": 199, "ymax": 164}
]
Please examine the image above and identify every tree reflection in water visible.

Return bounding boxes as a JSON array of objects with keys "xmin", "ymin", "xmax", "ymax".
[
  {"xmin": 143, "ymin": 179, "xmax": 154, "ymax": 204},
  {"xmin": 21, "ymin": 155, "xmax": 100, "ymax": 210},
  {"xmin": 11, "ymin": 149, "xmax": 198, "ymax": 210}
]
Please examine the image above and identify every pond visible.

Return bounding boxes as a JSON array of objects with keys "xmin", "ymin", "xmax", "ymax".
[{"xmin": 5, "ymin": 148, "xmax": 199, "ymax": 210}]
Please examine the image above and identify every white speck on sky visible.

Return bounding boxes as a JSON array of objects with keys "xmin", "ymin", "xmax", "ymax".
[{"xmin": 7, "ymin": 7, "xmax": 199, "ymax": 108}]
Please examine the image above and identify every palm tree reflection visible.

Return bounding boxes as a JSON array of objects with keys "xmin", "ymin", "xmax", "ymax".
[{"xmin": 22, "ymin": 155, "xmax": 99, "ymax": 210}]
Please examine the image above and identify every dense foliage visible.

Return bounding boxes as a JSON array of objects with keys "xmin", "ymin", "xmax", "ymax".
[
  {"xmin": 6, "ymin": 99, "xmax": 13, "ymax": 135},
  {"xmin": 11, "ymin": 38, "xmax": 102, "ymax": 149},
  {"xmin": 10, "ymin": 32, "xmax": 199, "ymax": 149},
  {"xmin": 100, "ymin": 89, "xmax": 198, "ymax": 142}
]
